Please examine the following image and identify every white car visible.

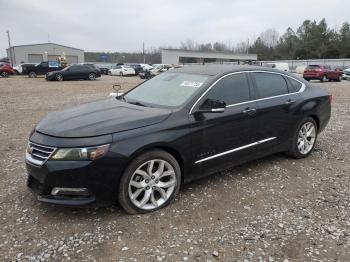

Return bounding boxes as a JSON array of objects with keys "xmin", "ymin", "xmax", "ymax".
[
  {"xmin": 13, "ymin": 63, "xmax": 37, "ymax": 74},
  {"xmin": 264, "ymin": 62, "xmax": 290, "ymax": 72},
  {"xmin": 109, "ymin": 65, "xmax": 135, "ymax": 76},
  {"xmin": 137, "ymin": 63, "xmax": 153, "ymax": 70},
  {"xmin": 342, "ymin": 68, "xmax": 350, "ymax": 80}
]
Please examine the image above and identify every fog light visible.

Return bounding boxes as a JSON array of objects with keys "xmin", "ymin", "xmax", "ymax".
[{"xmin": 51, "ymin": 187, "xmax": 89, "ymax": 196}]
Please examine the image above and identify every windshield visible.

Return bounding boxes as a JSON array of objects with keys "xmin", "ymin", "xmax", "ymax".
[
  {"xmin": 307, "ymin": 65, "xmax": 321, "ymax": 69},
  {"xmin": 124, "ymin": 73, "xmax": 209, "ymax": 108}
]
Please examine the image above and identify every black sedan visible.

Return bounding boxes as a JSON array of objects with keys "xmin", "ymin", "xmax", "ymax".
[
  {"xmin": 45, "ymin": 64, "xmax": 101, "ymax": 81},
  {"xmin": 26, "ymin": 65, "xmax": 331, "ymax": 214}
]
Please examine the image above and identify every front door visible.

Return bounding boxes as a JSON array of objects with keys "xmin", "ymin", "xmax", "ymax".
[{"xmin": 189, "ymin": 72, "xmax": 260, "ymax": 179}]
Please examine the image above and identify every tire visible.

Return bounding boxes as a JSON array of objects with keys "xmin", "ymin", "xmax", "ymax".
[
  {"xmin": 336, "ymin": 75, "xmax": 342, "ymax": 82},
  {"xmin": 304, "ymin": 78, "xmax": 310, "ymax": 82},
  {"xmin": 28, "ymin": 71, "xmax": 36, "ymax": 78},
  {"xmin": 120, "ymin": 72, "xmax": 123, "ymax": 76},
  {"xmin": 118, "ymin": 149, "xmax": 181, "ymax": 214},
  {"xmin": 55, "ymin": 74, "xmax": 63, "ymax": 81},
  {"xmin": 1, "ymin": 71, "xmax": 8, "ymax": 77},
  {"xmin": 286, "ymin": 117, "xmax": 318, "ymax": 159},
  {"xmin": 320, "ymin": 75, "xmax": 328, "ymax": 82},
  {"xmin": 88, "ymin": 73, "xmax": 96, "ymax": 80}
]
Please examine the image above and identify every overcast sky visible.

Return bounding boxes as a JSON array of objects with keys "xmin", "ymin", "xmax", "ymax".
[{"xmin": 0, "ymin": 0, "xmax": 348, "ymax": 57}]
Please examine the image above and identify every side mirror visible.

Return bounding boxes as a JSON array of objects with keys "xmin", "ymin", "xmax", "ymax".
[{"xmin": 196, "ymin": 99, "xmax": 226, "ymax": 113}]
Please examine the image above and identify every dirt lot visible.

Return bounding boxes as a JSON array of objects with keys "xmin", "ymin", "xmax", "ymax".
[{"xmin": 0, "ymin": 75, "xmax": 349, "ymax": 261}]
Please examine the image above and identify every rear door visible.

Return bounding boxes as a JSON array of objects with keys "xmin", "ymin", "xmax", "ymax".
[{"xmin": 250, "ymin": 71, "xmax": 302, "ymax": 152}]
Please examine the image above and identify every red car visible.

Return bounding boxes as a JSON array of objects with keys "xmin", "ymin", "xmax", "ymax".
[
  {"xmin": 303, "ymin": 65, "xmax": 342, "ymax": 82},
  {"xmin": 0, "ymin": 63, "xmax": 14, "ymax": 77}
]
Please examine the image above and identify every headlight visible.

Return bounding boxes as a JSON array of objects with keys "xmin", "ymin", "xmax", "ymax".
[{"xmin": 50, "ymin": 144, "xmax": 109, "ymax": 161}]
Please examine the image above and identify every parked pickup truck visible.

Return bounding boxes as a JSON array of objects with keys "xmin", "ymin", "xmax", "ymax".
[
  {"xmin": 23, "ymin": 61, "xmax": 62, "ymax": 78},
  {"xmin": 303, "ymin": 65, "xmax": 342, "ymax": 82}
]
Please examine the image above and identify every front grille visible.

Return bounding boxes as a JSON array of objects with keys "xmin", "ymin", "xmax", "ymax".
[{"xmin": 26, "ymin": 142, "xmax": 56, "ymax": 166}]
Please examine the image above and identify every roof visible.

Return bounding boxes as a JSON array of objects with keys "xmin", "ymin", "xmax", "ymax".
[{"xmin": 7, "ymin": 42, "xmax": 84, "ymax": 51}]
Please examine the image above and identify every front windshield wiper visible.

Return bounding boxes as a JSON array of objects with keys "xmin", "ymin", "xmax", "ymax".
[{"xmin": 127, "ymin": 101, "xmax": 148, "ymax": 107}]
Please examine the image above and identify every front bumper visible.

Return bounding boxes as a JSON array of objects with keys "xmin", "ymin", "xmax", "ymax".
[
  {"xmin": 342, "ymin": 73, "xmax": 350, "ymax": 80},
  {"xmin": 25, "ymin": 135, "xmax": 127, "ymax": 207}
]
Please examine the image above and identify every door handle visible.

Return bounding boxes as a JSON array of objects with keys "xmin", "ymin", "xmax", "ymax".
[
  {"xmin": 242, "ymin": 107, "xmax": 257, "ymax": 115},
  {"xmin": 285, "ymin": 99, "xmax": 296, "ymax": 105}
]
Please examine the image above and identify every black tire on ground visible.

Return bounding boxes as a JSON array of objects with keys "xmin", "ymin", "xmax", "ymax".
[
  {"xmin": 55, "ymin": 74, "xmax": 63, "ymax": 81},
  {"xmin": 118, "ymin": 149, "xmax": 181, "ymax": 214},
  {"xmin": 120, "ymin": 72, "xmax": 123, "ymax": 76},
  {"xmin": 28, "ymin": 72, "xmax": 36, "ymax": 78},
  {"xmin": 88, "ymin": 73, "xmax": 96, "ymax": 80},
  {"xmin": 336, "ymin": 75, "xmax": 342, "ymax": 82},
  {"xmin": 285, "ymin": 117, "xmax": 318, "ymax": 159},
  {"xmin": 1, "ymin": 71, "xmax": 9, "ymax": 77},
  {"xmin": 304, "ymin": 78, "xmax": 310, "ymax": 82}
]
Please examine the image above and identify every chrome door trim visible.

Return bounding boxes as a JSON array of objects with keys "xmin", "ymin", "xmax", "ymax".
[
  {"xmin": 194, "ymin": 137, "xmax": 276, "ymax": 164},
  {"xmin": 189, "ymin": 70, "xmax": 305, "ymax": 114}
]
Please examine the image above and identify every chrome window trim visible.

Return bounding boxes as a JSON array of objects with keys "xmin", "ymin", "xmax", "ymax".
[
  {"xmin": 195, "ymin": 137, "xmax": 276, "ymax": 164},
  {"xmin": 189, "ymin": 70, "xmax": 305, "ymax": 114}
]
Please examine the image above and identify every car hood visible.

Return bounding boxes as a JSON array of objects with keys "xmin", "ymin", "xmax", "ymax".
[{"xmin": 36, "ymin": 98, "xmax": 172, "ymax": 138}]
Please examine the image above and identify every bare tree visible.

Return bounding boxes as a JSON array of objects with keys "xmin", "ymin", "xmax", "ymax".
[{"xmin": 260, "ymin": 28, "xmax": 279, "ymax": 47}]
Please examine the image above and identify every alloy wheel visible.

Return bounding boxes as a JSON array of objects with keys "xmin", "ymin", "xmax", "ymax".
[
  {"xmin": 128, "ymin": 159, "xmax": 176, "ymax": 210},
  {"xmin": 297, "ymin": 122, "xmax": 316, "ymax": 155},
  {"xmin": 56, "ymin": 74, "xmax": 63, "ymax": 81},
  {"xmin": 1, "ymin": 72, "xmax": 8, "ymax": 77},
  {"xmin": 88, "ymin": 73, "xmax": 96, "ymax": 80}
]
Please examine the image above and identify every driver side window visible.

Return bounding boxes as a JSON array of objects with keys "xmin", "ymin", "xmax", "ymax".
[{"xmin": 203, "ymin": 73, "xmax": 251, "ymax": 105}]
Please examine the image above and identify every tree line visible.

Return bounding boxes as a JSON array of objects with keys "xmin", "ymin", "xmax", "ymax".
[{"xmin": 84, "ymin": 18, "xmax": 350, "ymax": 63}]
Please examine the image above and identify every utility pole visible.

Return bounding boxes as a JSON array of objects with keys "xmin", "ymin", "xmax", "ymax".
[
  {"xmin": 143, "ymin": 42, "xmax": 145, "ymax": 64},
  {"xmin": 6, "ymin": 30, "xmax": 13, "ymax": 65}
]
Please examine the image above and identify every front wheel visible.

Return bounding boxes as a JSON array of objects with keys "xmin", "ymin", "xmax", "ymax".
[
  {"xmin": 286, "ymin": 117, "xmax": 318, "ymax": 158},
  {"xmin": 55, "ymin": 73, "xmax": 63, "ymax": 81},
  {"xmin": 119, "ymin": 72, "xmax": 123, "ymax": 76},
  {"xmin": 1, "ymin": 71, "xmax": 8, "ymax": 77},
  {"xmin": 118, "ymin": 150, "xmax": 181, "ymax": 214}
]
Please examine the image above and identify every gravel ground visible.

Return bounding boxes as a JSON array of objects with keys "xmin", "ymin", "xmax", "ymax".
[{"xmin": 0, "ymin": 75, "xmax": 349, "ymax": 261}]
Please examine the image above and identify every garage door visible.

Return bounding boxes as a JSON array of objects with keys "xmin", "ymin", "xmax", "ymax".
[
  {"xmin": 66, "ymin": 56, "xmax": 78, "ymax": 64},
  {"xmin": 48, "ymin": 55, "xmax": 60, "ymax": 62},
  {"xmin": 28, "ymin": 54, "xmax": 43, "ymax": 63}
]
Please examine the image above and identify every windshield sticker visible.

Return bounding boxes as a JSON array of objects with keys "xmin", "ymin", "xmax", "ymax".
[{"xmin": 180, "ymin": 81, "xmax": 203, "ymax": 88}]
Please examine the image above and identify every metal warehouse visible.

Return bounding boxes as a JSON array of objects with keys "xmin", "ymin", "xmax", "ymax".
[
  {"xmin": 161, "ymin": 49, "xmax": 258, "ymax": 65},
  {"xmin": 6, "ymin": 43, "xmax": 84, "ymax": 65}
]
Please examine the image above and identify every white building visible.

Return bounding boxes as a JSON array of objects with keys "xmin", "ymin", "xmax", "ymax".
[
  {"xmin": 6, "ymin": 42, "xmax": 84, "ymax": 65},
  {"xmin": 162, "ymin": 49, "xmax": 257, "ymax": 65}
]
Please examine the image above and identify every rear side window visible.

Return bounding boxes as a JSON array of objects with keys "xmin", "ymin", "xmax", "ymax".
[
  {"xmin": 287, "ymin": 77, "xmax": 303, "ymax": 92},
  {"xmin": 252, "ymin": 72, "xmax": 289, "ymax": 98},
  {"xmin": 307, "ymin": 65, "xmax": 321, "ymax": 69},
  {"xmin": 203, "ymin": 73, "xmax": 250, "ymax": 105}
]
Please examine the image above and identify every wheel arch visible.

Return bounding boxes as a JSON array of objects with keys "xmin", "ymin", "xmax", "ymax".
[
  {"xmin": 307, "ymin": 114, "xmax": 320, "ymax": 131},
  {"xmin": 126, "ymin": 144, "xmax": 185, "ymax": 184}
]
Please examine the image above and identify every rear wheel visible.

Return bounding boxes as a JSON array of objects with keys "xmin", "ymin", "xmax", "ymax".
[
  {"xmin": 55, "ymin": 74, "xmax": 63, "ymax": 81},
  {"xmin": 286, "ymin": 117, "xmax": 317, "ymax": 158},
  {"xmin": 120, "ymin": 72, "xmax": 123, "ymax": 76},
  {"xmin": 28, "ymin": 71, "xmax": 36, "ymax": 78},
  {"xmin": 336, "ymin": 75, "xmax": 342, "ymax": 82},
  {"xmin": 118, "ymin": 149, "xmax": 181, "ymax": 214},
  {"xmin": 88, "ymin": 73, "xmax": 96, "ymax": 80}
]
